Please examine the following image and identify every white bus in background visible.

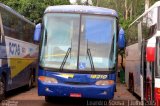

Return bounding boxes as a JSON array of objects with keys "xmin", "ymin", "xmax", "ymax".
[{"xmin": 125, "ymin": 1, "xmax": 160, "ymax": 105}]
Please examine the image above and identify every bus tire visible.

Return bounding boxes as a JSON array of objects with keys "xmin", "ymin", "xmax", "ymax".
[
  {"xmin": 106, "ymin": 100, "xmax": 109, "ymax": 105},
  {"xmin": 26, "ymin": 73, "xmax": 34, "ymax": 90},
  {"xmin": 130, "ymin": 79, "xmax": 134, "ymax": 93},
  {"xmin": 45, "ymin": 96, "xmax": 52, "ymax": 102},
  {"xmin": 115, "ymin": 87, "xmax": 117, "ymax": 92},
  {"xmin": 129, "ymin": 73, "xmax": 134, "ymax": 93},
  {"xmin": 0, "ymin": 76, "xmax": 6, "ymax": 101},
  {"xmin": 145, "ymin": 78, "xmax": 151, "ymax": 101}
]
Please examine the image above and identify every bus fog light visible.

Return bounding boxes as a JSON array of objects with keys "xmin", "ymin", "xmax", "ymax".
[
  {"xmin": 45, "ymin": 87, "xmax": 53, "ymax": 92},
  {"xmin": 101, "ymin": 91, "xmax": 107, "ymax": 95},
  {"xmin": 38, "ymin": 76, "xmax": 58, "ymax": 84},
  {"xmin": 95, "ymin": 80, "xmax": 114, "ymax": 86}
]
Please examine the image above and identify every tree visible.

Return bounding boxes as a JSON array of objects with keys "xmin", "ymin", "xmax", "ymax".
[
  {"xmin": 1, "ymin": 0, "xmax": 70, "ymax": 23},
  {"xmin": 1, "ymin": 0, "xmax": 159, "ymax": 31},
  {"xmin": 145, "ymin": 0, "xmax": 150, "ymax": 10}
]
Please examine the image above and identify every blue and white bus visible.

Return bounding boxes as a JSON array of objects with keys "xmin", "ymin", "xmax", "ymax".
[
  {"xmin": 0, "ymin": 3, "xmax": 39, "ymax": 101},
  {"xmin": 35, "ymin": 5, "xmax": 124, "ymax": 101}
]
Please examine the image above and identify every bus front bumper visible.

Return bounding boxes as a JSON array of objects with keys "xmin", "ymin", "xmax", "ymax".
[{"xmin": 38, "ymin": 81, "xmax": 115, "ymax": 100}]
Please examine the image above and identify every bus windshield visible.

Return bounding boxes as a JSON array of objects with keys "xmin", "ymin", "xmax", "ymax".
[{"xmin": 40, "ymin": 13, "xmax": 117, "ymax": 71}]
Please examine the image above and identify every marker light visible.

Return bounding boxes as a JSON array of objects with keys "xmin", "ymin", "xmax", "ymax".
[
  {"xmin": 95, "ymin": 80, "xmax": 114, "ymax": 86},
  {"xmin": 38, "ymin": 76, "xmax": 58, "ymax": 84}
]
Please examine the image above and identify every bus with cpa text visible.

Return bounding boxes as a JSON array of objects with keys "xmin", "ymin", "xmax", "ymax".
[
  {"xmin": 34, "ymin": 5, "xmax": 125, "ymax": 102},
  {"xmin": 0, "ymin": 3, "xmax": 39, "ymax": 101},
  {"xmin": 125, "ymin": 1, "xmax": 160, "ymax": 105}
]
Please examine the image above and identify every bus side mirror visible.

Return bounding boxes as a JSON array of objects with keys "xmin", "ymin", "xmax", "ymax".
[
  {"xmin": 118, "ymin": 28, "xmax": 125, "ymax": 49},
  {"xmin": 34, "ymin": 23, "xmax": 41, "ymax": 42}
]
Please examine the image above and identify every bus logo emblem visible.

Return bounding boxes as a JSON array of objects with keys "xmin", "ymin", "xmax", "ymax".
[{"xmin": 79, "ymin": 62, "xmax": 86, "ymax": 70}]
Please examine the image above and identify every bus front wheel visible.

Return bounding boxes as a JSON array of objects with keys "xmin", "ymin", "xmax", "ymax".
[
  {"xmin": 45, "ymin": 96, "xmax": 53, "ymax": 102},
  {"xmin": 0, "ymin": 76, "xmax": 6, "ymax": 101}
]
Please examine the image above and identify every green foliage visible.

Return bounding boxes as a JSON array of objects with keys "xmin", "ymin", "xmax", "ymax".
[
  {"xmin": 1, "ymin": 0, "xmax": 159, "ymax": 31},
  {"xmin": 91, "ymin": 0, "xmax": 159, "ymax": 46},
  {"xmin": 1, "ymin": 0, "xmax": 158, "ymax": 57},
  {"xmin": 1, "ymin": 0, "xmax": 70, "ymax": 23}
]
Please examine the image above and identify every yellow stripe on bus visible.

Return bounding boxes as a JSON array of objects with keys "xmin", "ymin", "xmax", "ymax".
[
  {"xmin": 10, "ymin": 58, "xmax": 37, "ymax": 78},
  {"xmin": 45, "ymin": 53, "xmax": 73, "ymax": 58}
]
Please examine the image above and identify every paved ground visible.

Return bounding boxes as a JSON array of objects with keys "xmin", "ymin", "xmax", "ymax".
[
  {"xmin": 0, "ymin": 78, "xmax": 139, "ymax": 106},
  {"xmin": 7, "ymin": 87, "xmax": 44, "ymax": 101},
  {"xmin": 113, "ymin": 82, "xmax": 138, "ymax": 100}
]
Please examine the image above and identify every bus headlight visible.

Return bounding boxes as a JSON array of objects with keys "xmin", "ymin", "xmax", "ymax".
[
  {"xmin": 38, "ymin": 76, "xmax": 58, "ymax": 84},
  {"xmin": 95, "ymin": 80, "xmax": 114, "ymax": 86}
]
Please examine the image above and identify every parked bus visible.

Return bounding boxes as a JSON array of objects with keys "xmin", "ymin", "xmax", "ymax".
[
  {"xmin": 0, "ymin": 3, "xmax": 39, "ymax": 101},
  {"xmin": 34, "ymin": 5, "xmax": 125, "ymax": 102},
  {"xmin": 125, "ymin": 1, "xmax": 160, "ymax": 105}
]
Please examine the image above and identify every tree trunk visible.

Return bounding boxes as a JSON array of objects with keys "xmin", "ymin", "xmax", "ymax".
[
  {"xmin": 125, "ymin": 0, "xmax": 128, "ymax": 20},
  {"xmin": 113, "ymin": 0, "xmax": 117, "ymax": 10},
  {"xmin": 96, "ymin": 0, "xmax": 99, "ymax": 6},
  {"xmin": 130, "ymin": 1, "xmax": 133, "ymax": 20},
  {"xmin": 145, "ymin": 0, "xmax": 150, "ymax": 11}
]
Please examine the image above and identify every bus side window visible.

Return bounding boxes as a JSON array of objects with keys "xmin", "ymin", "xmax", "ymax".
[
  {"xmin": 138, "ymin": 22, "xmax": 142, "ymax": 50},
  {"xmin": 23, "ymin": 22, "xmax": 34, "ymax": 43},
  {"xmin": 1, "ymin": 7, "xmax": 18, "ymax": 39},
  {"xmin": 149, "ymin": 24, "xmax": 157, "ymax": 37},
  {"xmin": 141, "ymin": 13, "xmax": 157, "ymax": 40}
]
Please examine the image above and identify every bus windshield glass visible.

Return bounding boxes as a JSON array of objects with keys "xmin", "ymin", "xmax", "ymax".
[{"xmin": 40, "ymin": 13, "xmax": 117, "ymax": 71}]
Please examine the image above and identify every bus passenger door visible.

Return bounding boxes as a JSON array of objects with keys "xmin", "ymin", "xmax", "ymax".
[
  {"xmin": 140, "ymin": 40, "xmax": 147, "ymax": 103},
  {"xmin": 155, "ymin": 36, "xmax": 160, "ymax": 106},
  {"xmin": 138, "ymin": 22, "xmax": 145, "ymax": 101}
]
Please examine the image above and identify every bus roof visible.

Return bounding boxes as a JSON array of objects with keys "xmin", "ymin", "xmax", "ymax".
[
  {"xmin": 44, "ymin": 5, "xmax": 118, "ymax": 17},
  {"xmin": 129, "ymin": 1, "xmax": 160, "ymax": 27},
  {"xmin": 0, "ymin": 3, "xmax": 35, "ymax": 26}
]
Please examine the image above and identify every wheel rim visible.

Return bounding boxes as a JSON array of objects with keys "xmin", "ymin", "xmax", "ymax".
[
  {"xmin": 29, "ymin": 77, "xmax": 32, "ymax": 88},
  {"xmin": 29, "ymin": 75, "xmax": 34, "ymax": 88}
]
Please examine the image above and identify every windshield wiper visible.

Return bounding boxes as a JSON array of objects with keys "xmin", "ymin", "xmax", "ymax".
[
  {"xmin": 86, "ymin": 40, "xmax": 95, "ymax": 71},
  {"xmin": 87, "ymin": 48, "xmax": 95, "ymax": 71},
  {"xmin": 60, "ymin": 48, "xmax": 71, "ymax": 71}
]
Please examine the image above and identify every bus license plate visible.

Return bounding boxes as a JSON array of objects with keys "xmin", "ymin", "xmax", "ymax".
[{"xmin": 70, "ymin": 93, "xmax": 82, "ymax": 97}]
